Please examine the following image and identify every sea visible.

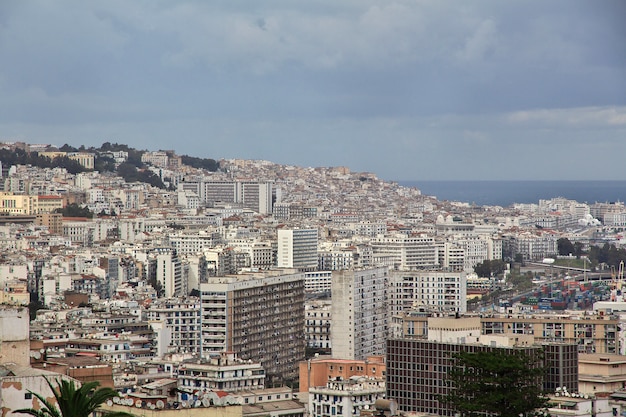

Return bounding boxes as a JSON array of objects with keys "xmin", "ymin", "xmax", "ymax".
[{"xmin": 397, "ymin": 180, "xmax": 626, "ymax": 207}]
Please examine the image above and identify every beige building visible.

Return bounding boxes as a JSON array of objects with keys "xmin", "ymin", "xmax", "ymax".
[
  {"xmin": 0, "ymin": 192, "xmax": 37, "ymax": 215},
  {"xmin": 393, "ymin": 311, "xmax": 619, "ymax": 354},
  {"xmin": 579, "ymin": 354, "xmax": 626, "ymax": 395},
  {"xmin": 36, "ymin": 195, "xmax": 64, "ymax": 213}
]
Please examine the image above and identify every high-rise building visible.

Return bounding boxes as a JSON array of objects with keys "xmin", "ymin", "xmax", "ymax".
[
  {"xmin": 331, "ymin": 267, "xmax": 388, "ymax": 360},
  {"xmin": 178, "ymin": 179, "xmax": 274, "ymax": 214},
  {"xmin": 371, "ymin": 234, "xmax": 438, "ymax": 270},
  {"xmin": 388, "ymin": 270, "xmax": 467, "ymax": 315},
  {"xmin": 199, "ymin": 271, "xmax": 306, "ymax": 382},
  {"xmin": 277, "ymin": 228, "xmax": 319, "ymax": 272},
  {"xmin": 147, "ymin": 297, "xmax": 201, "ymax": 356}
]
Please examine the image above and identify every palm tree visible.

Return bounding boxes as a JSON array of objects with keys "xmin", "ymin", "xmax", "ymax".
[{"xmin": 15, "ymin": 377, "xmax": 134, "ymax": 417}]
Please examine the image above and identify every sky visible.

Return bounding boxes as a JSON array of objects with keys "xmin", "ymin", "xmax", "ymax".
[{"xmin": 1, "ymin": 1, "xmax": 625, "ymax": 181}]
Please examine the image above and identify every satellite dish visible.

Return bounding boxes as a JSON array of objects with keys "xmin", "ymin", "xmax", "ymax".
[
  {"xmin": 112, "ymin": 397, "xmax": 120, "ymax": 404},
  {"xmin": 202, "ymin": 398, "xmax": 210, "ymax": 407},
  {"xmin": 149, "ymin": 403, "xmax": 156, "ymax": 410},
  {"xmin": 135, "ymin": 400, "xmax": 142, "ymax": 407},
  {"xmin": 156, "ymin": 400, "xmax": 165, "ymax": 409},
  {"xmin": 194, "ymin": 400, "xmax": 201, "ymax": 408},
  {"xmin": 106, "ymin": 400, "xmax": 113, "ymax": 406}
]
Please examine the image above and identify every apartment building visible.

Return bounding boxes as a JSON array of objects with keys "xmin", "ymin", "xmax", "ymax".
[
  {"xmin": 177, "ymin": 352, "xmax": 266, "ymax": 392},
  {"xmin": 309, "ymin": 376, "xmax": 386, "ymax": 417},
  {"xmin": 387, "ymin": 336, "xmax": 577, "ymax": 416},
  {"xmin": 179, "ymin": 179, "xmax": 274, "ymax": 214},
  {"xmin": 298, "ymin": 355, "xmax": 386, "ymax": 394},
  {"xmin": 331, "ymin": 267, "xmax": 388, "ymax": 360},
  {"xmin": 305, "ymin": 299, "xmax": 332, "ymax": 352},
  {"xmin": 394, "ymin": 311, "xmax": 620, "ymax": 355},
  {"xmin": 147, "ymin": 297, "xmax": 201, "ymax": 356},
  {"xmin": 199, "ymin": 271, "xmax": 306, "ymax": 382},
  {"xmin": 370, "ymin": 234, "xmax": 438, "ymax": 270},
  {"xmin": 388, "ymin": 270, "xmax": 467, "ymax": 315},
  {"xmin": 277, "ymin": 228, "xmax": 319, "ymax": 272}
]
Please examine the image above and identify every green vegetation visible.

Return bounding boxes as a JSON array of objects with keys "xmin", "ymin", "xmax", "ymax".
[
  {"xmin": 54, "ymin": 203, "xmax": 94, "ymax": 219},
  {"xmin": 0, "ymin": 148, "xmax": 87, "ymax": 174},
  {"xmin": 440, "ymin": 349, "xmax": 547, "ymax": 417},
  {"xmin": 557, "ymin": 238, "xmax": 626, "ymax": 271},
  {"xmin": 15, "ymin": 378, "xmax": 134, "ymax": 417},
  {"xmin": 474, "ymin": 259, "xmax": 506, "ymax": 278},
  {"xmin": 116, "ymin": 163, "xmax": 165, "ymax": 188},
  {"xmin": 181, "ymin": 154, "xmax": 219, "ymax": 171}
]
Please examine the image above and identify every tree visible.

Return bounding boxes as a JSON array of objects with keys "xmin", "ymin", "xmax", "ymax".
[
  {"xmin": 440, "ymin": 349, "xmax": 548, "ymax": 417},
  {"xmin": 557, "ymin": 238, "xmax": 575, "ymax": 256},
  {"xmin": 15, "ymin": 377, "xmax": 134, "ymax": 417}
]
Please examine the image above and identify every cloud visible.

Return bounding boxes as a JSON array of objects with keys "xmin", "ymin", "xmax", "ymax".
[{"xmin": 507, "ymin": 106, "xmax": 626, "ymax": 128}]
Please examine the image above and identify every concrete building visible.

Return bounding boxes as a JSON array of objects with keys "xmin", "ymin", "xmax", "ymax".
[
  {"xmin": 388, "ymin": 270, "xmax": 467, "ymax": 315},
  {"xmin": 180, "ymin": 179, "xmax": 274, "ymax": 214},
  {"xmin": 331, "ymin": 267, "xmax": 388, "ymax": 360},
  {"xmin": 305, "ymin": 299, "xmax": 332, "ymax": 352},
  {"xmin": 393, "ymin": 310, "xmax": 620, "ymax": 355},
  {"xmin": 370, "ymin": 234, "xmax": 438, "ymax": 270},
  {"xmin": 298, "ymin": 356, "xmax": 386, "ymax": 395},
  {"xmin": 304, "ymin": 271, "xmax": 333, "ymax": 293},
  {"xmin": 578, "ymin": 354, "xmax": 626, "ymax": 395},
  {"xmin": 277, "ymin": 228, "xmax": 319, "ymax": 272},
  {"xmin": 177, "ymin": 352, "xmax": 266, "ymax": 392},
  {"xmin": 309, "ymin": 376, "xmax": 386, "ymax": 417},
  {"xmin": 147, "ymin": 297, "xmax": 201, "ymax": 356},
  {"xmin": 199, "ymin": 271, "xmax": 306, "ymax": 382}
]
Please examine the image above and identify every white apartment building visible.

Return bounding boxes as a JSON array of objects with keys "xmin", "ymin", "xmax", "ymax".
[
  {"xmin": 278, "ymin": 228, "xmax": 319, "ymax": 272},
  {"xmin": 388, "ymin": 270, "xmax": 467, "ymax": 315},
  {"xmin": 371, "ymin": 234, "xmax": 438, "ymax": 270},
  {"xmin": 180, "ymin": 179, "xmax": 274, "ymax": 214},
  {"xmin": 167, "ymin": 231, "xmax": 221, "ymax": 255},
  {"xmin": 147, "ymin": 297, "xmax": 201, "ymax": 356},
  {"xmin": 178, "ymin": 352, "xmax": 266, "ymax": 392},
  {"xmin": 331, "ymin": 267, "xmax": 388, "ymax": 361},
  {"xmin": 309, "ymin": 377, "xmax": 387, "ymax": 417},
  {"xmin": 305, "ymin": 299, "xmax": 332, "ymax": 351},
  {"xmin": 318, "ymin": 249, "xmax": 354, "ymax": 271},
  {"xmin": 148, "ymin": 249, "xmax": 184, "ymax": 298},
  {"xmin": 304, "ymin": 271, "xmax": 333, "ymax": 293},
  {"xmin": 141, "ymin": 151, "xmax": 170, "ymax": 168}
]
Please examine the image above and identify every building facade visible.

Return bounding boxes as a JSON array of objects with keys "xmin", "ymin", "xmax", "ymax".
[{"xmin": 331, "ymin": 267, "xmax": 388, "ymax": 360}]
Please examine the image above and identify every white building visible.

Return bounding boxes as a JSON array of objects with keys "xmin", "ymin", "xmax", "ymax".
[
  {"xmin": 309, "ymin": 376, "xmax": 387, "ymax": 417},
  {"xmin": 305, "ymin": 299, "xmax": 332, "ymax": 351},
  {"xmin": 177, "ymin": 351, "xmax": 266, "ymax": 392},
  {"xmin": 388, "ymin": 270, "xmax": 467, "ymax": 315},
  {"xmin": 331, "ymin": 267, "xmax": 388, "ymax": 360},
  {"xmin": 371, "ymin": 234, "xmax": 438, "ymax": 270},
  {"xmin": 147, "ymin": 297, "xmax": 201, "ymax": 356},
  {"xmin": 278, "ymin": 228, "xmax": 319, "ymax": 272}
]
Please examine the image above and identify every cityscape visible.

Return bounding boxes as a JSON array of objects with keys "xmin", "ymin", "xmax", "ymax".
[{"xmin": 1, "ymin": 141, "xmax": 626, "ymax": 416}]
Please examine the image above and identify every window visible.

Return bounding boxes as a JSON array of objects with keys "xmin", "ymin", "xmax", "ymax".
[{"xmin": 25, "ymin": 393, "xmax": 32, "ymax": 400}]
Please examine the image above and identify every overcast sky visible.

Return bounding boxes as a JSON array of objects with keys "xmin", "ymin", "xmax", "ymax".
[{"xmin": 1, "ymin": 1, "xmax": 625, "ymax": 180}]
